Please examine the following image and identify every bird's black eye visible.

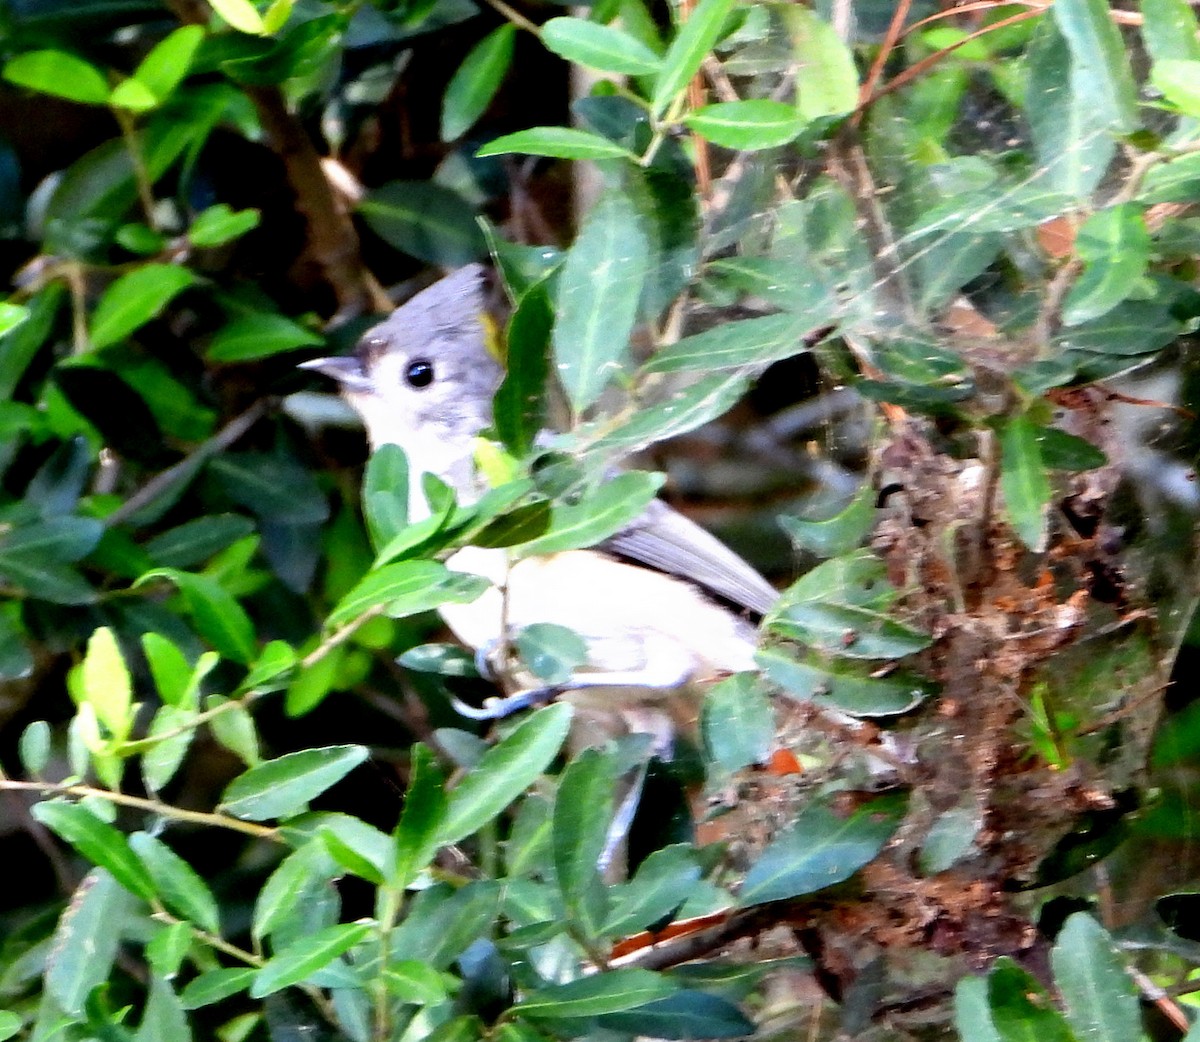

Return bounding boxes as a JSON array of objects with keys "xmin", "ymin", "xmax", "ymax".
[{"xmin": 405, "ymin": 358, "xmax": 434, "ymax": 388}]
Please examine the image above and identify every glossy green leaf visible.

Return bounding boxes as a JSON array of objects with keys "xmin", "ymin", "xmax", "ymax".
[
  {"xmin": 651, "ymin": 0, "xmax": 735, "ymax": 118},
  {"xmin": 440, "ymin": 703, "xmax": 573, "ymax": 844},
  {"xmin": 701, "ymin": 672, "xmax": 774, "ymax": 775},
  {"xmin": 477, "ymin": 126, "xmax": 636, "ymax": 159},
  {"xmin": 1061, "ymin": 204, "xmax": 1149, "ymax": 325},
  {"xmin": 785, "ymin": 6, "xmax": 858, "ymax": 121},
  {"xmin": 773, "ymin": 551, "xmax": 892, "ymax": 618},
  {"xmin": 769, "ymin": 601, "xmax": 931, "ymax": 659},
  {"xmin": 208, "ymin": 0, "xmax": 266, "ymax": 34},
  {"xmin": 138, "ymin": 569, "xmax": 257, "ymax": 664},
  {"xmin": 208, "ymin": 312, "xmax": 321, "ymax": 361},
  {"xmin": 1142, "ymin": 0, "xmax": 1200, "ymax": 63},
  {"xmin": 46, "ymin": 869, "xmax": 134, "ymax": 1015},
  {"xmin": 1036, "ymin": 427, "xmax": 1107, "ymax": 471},
  {"xmin": 757, "ymin": 648, "xmax": 930, "ymax": 716},
  {"xmin": 987, "ymin": 959, "xmax": 1075, "ymax": 1042},
  {"xmin": 543, "ymin": 17, "xmax": 662, "ymax": 74},
  {"xmin": 0, "ymin": 301, "xmax": 28, "ymax": 339},
  {"xmin": 220, "ymin": 744, "xmax": 368, "ymax": 821},
  {"xmin": 251, "ymin": 922, "xmax": 371, "ymax": 997},
  {"xmin": 189, "ymin": 204, "xmax": 261, "ymax": 248},
  {"xmin": 554, "ymin": 191, "xmax": 650, "ymax": 415},
  {"xmin": 358, "ymin": 181, "xmax": 485, "ymax": 266},
  {"xmin": 130, "ymin": 832, "xmax": 221, "ymax": 934},
  {"xmin": 252, "ymin": 841, "xmax": 331, "ymax": 941},
  {"xmin": 1151, "ymin": 57, "xmax": 1200, "ymax": 115},
  {"xmin": 495, "ymin": 283, "xmax": 552, "ymax": 456},
  {"xmin": 1052, "ymin": 0, "xmax": 1137, "ymax": 132},
  {"xmin": 141, "ymin": 705, "xmax": 196, "ymax": 792},
  {"xmin": 739, "ymin": 793, "xmax": 905, "ymax": 905},
  {"xmin": 516, "ymin": 968, "xmax": 679, "ymax": 1018},
  {"xmin": 32, "ymin": 802, "xmax": 156, "ymax": 901},
  {"xmin": 3, "ymin": 50, "xmax": 110, "ymax": 105},
  {"xmin": 999, "ymin": 413, "xmax": 1051, "ymax": 552},
  {"xmin": 554, "ymin": 748, "xmax": 616, "ymax": 938},
  {"xmin": 90, "ymin": 265, "xmax": 195, "ymax": 350},
  {"xmin": 363, "ymin": 443, "xmax": 409, "ymax": 548},
  {"xmin": 130, "ymin": 25, "xmax": 205, "ymax": 104},
  {"xmin": 442, "ymin": 24, "xmax": 516, "ymax": 141},
  {"xmin": 684, "ymin": 100, "xmax": 804, "ymax": 150},
  {"xmin": 599, "ymin": 991, "xmax": 754, "ymax": 1039},
  {"xmin": 1051, "ymin": 913, "xmax": 1141, "ymax": 1042},
  {"xmin": 145, "ymin": 514, "xmax": 257, "ymax": 569},
  {"xmin": 398, "ymin": 642, "xmax": 479, "ymax": 677},
  {"xmin": 645, "ymin": 313, "xmax": 816, "ymax": 373},
  {"xmin": 513, "ymin": 471, "xmax": 664, "ymax": 557},
  {"xmin": 779, "ymin": 484, "xmax": 875, "ymax": 557},
  {"xmin": 392, "ymin": 743, "xmax": 448, "ymax": 888},
  {"xmin": 516, "ymin": 623, "xmax": 589, "ymax": 685},
  {"xmin": 1056, "ymin": 300, "xmax": 1183, "ymax": 355},
  {"xmin": 180, "ymin": 968, "xmax": 256, "ymax": 1009},
  {"xmin": 602, "ymin": 844, "xmax": 702, "ymax": 938},
  {"xmin": 382, "ymin": 960, "xmax": 452, "ymax": 1005},
  {"xmin": 328, "ymin": 559, "xmax": 487, "ymax": 627}
]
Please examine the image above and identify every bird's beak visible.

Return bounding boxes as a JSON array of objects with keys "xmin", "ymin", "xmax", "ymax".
[{"xmin": 299, "ymin": 355, "xmax": 372, "ymax": 393}]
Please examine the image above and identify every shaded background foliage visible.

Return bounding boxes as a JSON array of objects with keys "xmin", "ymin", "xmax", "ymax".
[{"xmin": 2, "ymin": 0, "xmax": 1200, "ymax": 1040}]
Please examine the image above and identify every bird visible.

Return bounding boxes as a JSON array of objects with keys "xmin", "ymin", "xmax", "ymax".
[{"xmin": 301, "ymin": 264, "xmax": 778, "ymax": 727}]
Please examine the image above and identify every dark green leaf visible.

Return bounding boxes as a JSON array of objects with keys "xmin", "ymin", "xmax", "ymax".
[
  {"xmin": 208, "ymin": 312, "xmax": 320, "ymax": 362},
  {"xmin": 364, "ymin": 444, "xmax": 410, "ymax": 547},
  {"xmin": 89, "ymin": 265, "xmax": 195, "ymax": 350},
  {"xmin": 599, "ymin": 991, "xmax": 754, "ymax": 1039},
  {"xmin": 1051, "ymin": 0, "xmax": 1137, "ymax": 132},
  {"xmin": 1051, "ymin": 913, "xmax": 1141, "ymax": 1042},
  {"xmin": 769, "ymin": 602, "xmax": 931, "ymax": 659},
  {"xmin": 495, "ymin": 283, "xmax": 552, "ymax": 456},
  {"xmin": 251, "ymin": 923, "xmax": 371, "ymax": 998},
  {"xmin": 180, "ymin": 968, "xmax": 256, "ymax": 1009},
  {"xmin": 1055, "ymin": 300, "xmax": 1183, "ymax": 355},
  {"xmin": 220, "ymin": 744, "xmax": 368, "ymax": 821},
  {"xmin": 702, "ymin": 672, "xmax": 775, "ymax": 775},
  {"xmin": 398, "ymin": 643, "xmax": 480, "ymax": 677},
  {"xmin": 651, "ymin": 0, "xmax": 735, "ymax": 118},
  {"xmin": 137, "ymin": 569, "xmax": 257, "ymax": 664},
  {"xmin": 514, "ymin": 472, "xmax": 664, "ymax": 557},
  {"xmin": 209, "ymin": 452, "xmax": 329, "ymax": 525},
  {"xmin": 1036, "ymin": 427, "xmax": 1106, "ymax": 471},
  {"xmin": 543, "ymin": 17, "xmax": 661, "ymax": 74},
  {"xmin": 602, "ymin": 844, "xmax": 701, "ymax": 937},
  {"xmin": 440, "ymin": 703, "xmax": 573, "ymax": 844},
  {"xmin": 46, "ymin": 870, "xmax": 135, "ymax": 1016},
  {"xmin": 145, "ymin": 514, "xmax": 256, "ymax": 568},
  {"xmin": 516, "ymin": 968, "xmax": 679, "ymax": 1018},
  {"xmin": 516, "ymin": 623, "xmax": 589, "ymax": 685},
  {"xmin": 554, "ymin": 748, "xmax": 616, "ymax": 938},
  {"xmin": 442, "ymin": 24, "xmax": 516, "ymax": 141},
  {"xmin": 471, "ymin": 500, "xmax": 553, "ymax": 548},
  {"xmin": 33, "ymin": 802, "xmax": 156, "ymax": 901},
  {"xmin": 999, "ymin": 413, "xmax": 1051, "ymax": 552},
  {"xmin": 554, "ymin": 190, "xmax": 650, "ymax": 415},
  {"xmin": 779, "ymin": 484, "xmax": 875, "ymax": 557},
  {"xmin": 393, "ymin": 743, "xmax": 448, "ymax": 889},
  {"xmin": 3, "ymin": 50, "xmax": 109, "ymax": 105},
  {"xmin": 478, "ymin": 126, "xmax": 636, "ymax": 159},
  {"xmin": 130, "ymin": 833, "xmax": 221, "ymax": 934},
  {"xmin": 739, "ymin": 793, "xmax": 905, "ymax": 904},
  {"xmin": 683, "ymin": 100, "xmax": 803, "ymax": 150},
  {"xmin": 757, "ymin": 648, "xmax": 929, "ymax": 716},
  {"xmin": 645, "ymin": 313, "xmax": 817, "ymax": 373},
  {"xmin": 252, "ymin": 842, "xmax": 332, "ymax": 942},
  {"xmin": 1061, "ymin": 204, "xmax": 1150, "ymax": 325},
  {"xmin": 986, "ymin": 959, "xmax": 1075, "ymax": 1042},
  {"xmin": 359, "ymin": 181, "xmax": 485, "ymax": 266}
]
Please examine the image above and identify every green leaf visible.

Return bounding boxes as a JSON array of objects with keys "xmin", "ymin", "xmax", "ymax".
[
  {"xmin": 769, "ymin": 602, "xmax": 931, "ymax": 659},
  {"xmin": 651, "ymin": 0, "xmax": 736, "ymax": 118},
  {"xmin": 207, "ymin": 693, "xmax": 261, "ymax": 765},
  {"xmin": 602, "ymin": 844, "xmax": 702, "ymax": 937},
  {"xmin": 645, "ymin": 313, "xmax": 816, "ymax": 373},
  {"xmin": 1051, "ymin": 913, "xmax": 1141, "ymax": 1042},
  {"xmin": 442, "ymin": 24, "xmax": 516, "ymax": 141},
  {"xmin": 130, "ymin": 25, "xmax": 205, "ymax": 104},
  {"xmin": 1139, "ymin": 150, "xmax": 1200, "ymax": 202},
  {"xmin": 358, "ymin": 181, "xmax": 485, "ymax": 267},
  {"xmin": 554, "ymin": 748, "xmax": 616, "ymax": 938},
  {"xmin": 739, "ymin": 793, "xmax": 905, "ymax": 905},
  {"xmin": 398, "ymin": 642, "xmax": 479, "ymax": 677},
  {"xmin": 33, "ymin": 802, "xmax": 156, "ymax": 901},
  {"xmin": 208, "ymin": 312, "xmax": 321, "ymax": 361},
  {"xmin": 516, "ymin": 623, "xmax": 589, "ymax": 685},
  {"xmin": 785, "ymin": 6, "xmax": 858, "ymax": 121},
  {"xmin": 954, "ymin": 977, "xmax": 1002, "ymax": 1042},
  {"xmin": 0, "ymin": 1012, "xmax": 19, "ymax": 1041},
  {"xmin": 189, "ymin": 204, "xmax": 261, "ymax": 248},
  {"xmin": 553, "ymin": 191, "xmax": 650, "ymax": 415},
  {"xmin": 110, "ymin": 77, "xmax": 159, "ymax": 112},
  {"xmin": 3, "ymin": 50, "xmax": 110, "ymax": 105},
  {"xmin": 495, "ymin": 283, "xmax": 552, "ymax": 456},
  {"xmin": 999, "ymin": 413, "xmax": 1051, "ymax": 552},
  {"xmin": 329, "ymin": 559, "xmax": 487, "ymax": 627},
  {"xmin": 145, "ymin": 514, "xmax": 257, "ymax": 569},
  {"xmin": 779, "ymin": 483, "xmax": 875, "ymax": 557},
  {"xmin": 138, "ymin": 569, "xmax": 257, "ymax": 664},
  {"xmin": 78, "ymin": 627, "xmax": 134, "ymax": 740},
  {"xmin": 478, "ymin": 126, "xmax": 636, "ymax": 160},
  {"xmin": 1056, "ymin": 299, "xmax": 1183, "ymax": 355},
  {"xmin": 918, "ymin": 807, "xmax": 979, "ymax": 875},
  {"xmin": 440, "ymin": 703, "xmax": 573, "ymax": 844},
  {"xmin": 220, "ymin": 744, "xmax": 368, "ymax": 821},
  {"xmin": 130, "ymin": 832, "xmax": 221, "ymax": 934},
  {"xmin": 986, "ymin": 959, "xmax": 1076, "ymax": 1042},
  {"xmin": 364, "ymin": 443, "xmax": 409, "ymax": 548},
  {"xmin": 1036, "ymin": 427, "xmax": 1107, "ymax": 471},
  {"xmin": 514, "ymin": 471, "xmax": 664, "ymax": 557},
  {"xmin": 382, "ymin": 961, "xmax": 452, "ymax": 1005},
  {"xmin": 701, "ymin": 672, "xmax": 775, "ymax": 775},
  {"xmin": 19, "ymin": 720, "xmax": 50, "ymax": 774},
  {"xmin": 1142, "ymin": 0, "xmax": 1200, "ymax": 63},
  {"xmin": 683, "ymin": 100, "xmax": 804, "ymax": 150},
  {"xmin": 208, "ymin": 0, "xmax": 267, "ymax": 34},
  {"xmin": 392, "ymin": 743, "xmax": 448, "ymax": 889},
  {"xmin": 252, "ymin": 841, "xmax": 330, "ymax": 941},
  {"xmin": 599, "ymin": 991, "xmax": 754, "ymax": 1039},
  {"xmin": 141, "ymin": 705, "xmax": 196, "ymax": 792},
  {"xmin": 757, "ymin": 648, "xmax": 930, "ymax": 716},
  {"xmin": 251, "ymin": 922, "xmax": 371, "ymax": 997},
  {"xmin": 89, "ymin": 265, "xmax": 196, "ymax": 350},
  {"xmin": 1061, "ymin": 204, "xmax": 1150, "ymax": 325},
  {"xmin": 0, "ymin": 301, "xmax": 29, "ymax": 339},
  {"xmin": 208, "ymin": 451, "xmax": 329, "ymax": 524},
  {"xmin": 1151, "ymin": 57, "xmax": 1200, "ymax": 114},
  {"xmin": 516, "ymin": 968, "xmax": 679, "ymax": 1018},
  {"xmin": 542, "ymin": 17, "xmax": 662, "ymax": 75},
  {"xmin": 46, "ymin": 870, "xmax": 135, "ymax": 1015},
  {"xmin": 1051, "ymin": 0, "xmax": 1137, "ymax": 132},
  {"xmin": 180, "ymin": 967, "xmax": 256, "ymax": 1009}
]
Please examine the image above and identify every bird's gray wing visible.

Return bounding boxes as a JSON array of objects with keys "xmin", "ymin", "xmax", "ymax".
[{"xmin": 598, "ymin": 497, "xmax": 778, "ymax": 616}]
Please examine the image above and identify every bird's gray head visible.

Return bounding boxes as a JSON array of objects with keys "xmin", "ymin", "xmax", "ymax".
[{"xmin": 301, "ymin": 264, "xmax": 505, "ymax": 514}]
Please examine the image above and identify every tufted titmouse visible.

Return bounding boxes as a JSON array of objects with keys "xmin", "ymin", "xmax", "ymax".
[{"xmin": 302, "ymin": 265, "xmax": 777, "ymax": 721}]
